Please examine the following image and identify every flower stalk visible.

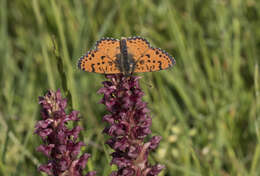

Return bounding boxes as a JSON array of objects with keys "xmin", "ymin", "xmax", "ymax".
[
  {"xmin": 35, "ymin": 89, "xmax": 96, "ymax": 176},
  {"xmin": 98, "ymin": 74, "xmax": 164, "ymax": 176}
]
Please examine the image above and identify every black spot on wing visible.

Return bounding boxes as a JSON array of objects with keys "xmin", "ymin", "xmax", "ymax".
[
  {"xmin": 78, "ymin": 56, "xmax": 84, "ymax": 69},
  {"xmin": 91, "ymin": 64, "xmax": 95, "ymax": 72},
  {"xmin": 158, "ymin": 61, "xmax": 162, "ymax": 70}
]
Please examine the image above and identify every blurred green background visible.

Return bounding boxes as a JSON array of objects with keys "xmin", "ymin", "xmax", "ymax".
[{"xmin": 0, "ymin": 0, "xmax": 260, "ymax": 175}]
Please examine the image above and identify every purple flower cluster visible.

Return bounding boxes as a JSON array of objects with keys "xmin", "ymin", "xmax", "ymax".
[
  {"xmin": 35, "ymin": 89, "xmax": 96, "ymax": 176},
  {"xmin": 98, "ymin": 74, "xmax": 164, "ymax": 176}
]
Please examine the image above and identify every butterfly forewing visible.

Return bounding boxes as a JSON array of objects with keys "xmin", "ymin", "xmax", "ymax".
[
  {"xmin": 78, "ymin": 38, "xmax": 121, "ymax": 74},
  {"xmin": 133, "ymin": 47, "xmax": 175, "ymax": 73},
  {"xmin": 125, "ymin": 37, "xmax": 151, "ymax": 58},
  {"xmin": 125, "ymin": 37, "xmax": 175, "ymax": 73}
]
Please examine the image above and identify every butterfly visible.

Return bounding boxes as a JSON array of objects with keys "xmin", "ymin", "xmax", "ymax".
[{"xmin": 78, "ymin": 36, "xmax": 175, "ymax": 76}]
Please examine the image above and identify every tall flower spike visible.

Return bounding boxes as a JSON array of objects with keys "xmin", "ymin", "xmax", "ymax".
[
  {"xmin": 98, "ymin": 74, "xmax": 165, "ymax": 176},
  {"xmin": 35, "ymin": 89, "xmax": 96, "ymax": 176}
]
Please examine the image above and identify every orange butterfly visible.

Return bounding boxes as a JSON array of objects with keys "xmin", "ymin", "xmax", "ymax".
[{"xmin": 78, "ymin": 36, "xmax": 175, "ymax": 76}]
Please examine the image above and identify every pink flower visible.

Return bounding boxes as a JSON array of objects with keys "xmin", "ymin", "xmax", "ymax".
[
  {"xmin": 35, "ymin": 89, "xmax": 96, "ymax": 176},
  {"xmin": 99, "ymin": 74, "xmax": 164, "ymax": 176}
]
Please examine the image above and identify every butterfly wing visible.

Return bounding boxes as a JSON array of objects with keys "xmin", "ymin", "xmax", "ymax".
[
  {"xmin": 78, "ymin": 38, "xmax": 121, "ymax": 74},
  {"xmin": 125, "ymin": 37, "xmax": 151, "ymax": 58},
  {"xmin": 134, "ymin": 47, "xmax": 175, "ymax": 72},
  {"xmin": 126, "ymin": 37, "xmax": 175, "ymax": 73}
]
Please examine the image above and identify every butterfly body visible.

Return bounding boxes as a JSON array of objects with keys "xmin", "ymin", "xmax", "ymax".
[
  {"xmin": 114, "ymin": 38, "xmax": 136, "ymax": 76},
  {"xmin": 78, "ymin": 36, "xmax": 175, "ymax": 75}
]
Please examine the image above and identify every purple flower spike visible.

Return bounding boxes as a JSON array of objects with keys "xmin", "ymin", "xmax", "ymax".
[
  {"xmin": 98, "ymin": 74, "xmax": 164, "ymax": 176},
  {"xmin": 35, "ymin": 89, "xmax": 96, "ymax": 176}
]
